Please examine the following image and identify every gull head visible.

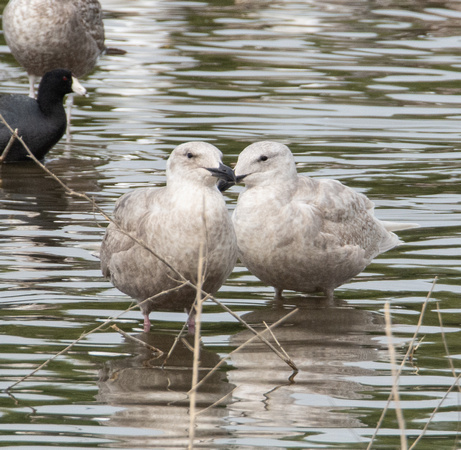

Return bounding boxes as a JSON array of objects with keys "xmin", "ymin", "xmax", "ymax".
[
  {"xmin": 167, "ymin": 141, "xmax": 235, "ymax": 188},
  {"xmin": 234, "ymin": 141, "xmax": 298, "ymax": 188}
]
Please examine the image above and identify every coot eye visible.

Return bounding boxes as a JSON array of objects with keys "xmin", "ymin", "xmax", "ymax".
[
  {"xmin": 259, "ymin": 155, "xmax": 268, "ymax": 162},
  {"xmin": 63, "ymin": 76, "xmax": 68, "ymax": 81},
  {"xmin": 187, "ymin": 152, "xmax": 194, "ymax": 159}
]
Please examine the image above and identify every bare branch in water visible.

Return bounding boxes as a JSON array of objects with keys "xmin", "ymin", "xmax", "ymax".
[
  {"xmin": 3, "ymin": 283, "xmax": 187, "ymax": 392},
  {"xmin": 0, "ymin": 127, "xmax": 19, "ymax": 162},
  {"xmin": 189, "ymin": 308, "xmax": 299, "ymax": 397},
  {"xmin": 111, "ymin": 324, "xmax": 164, "ymax": 356}
]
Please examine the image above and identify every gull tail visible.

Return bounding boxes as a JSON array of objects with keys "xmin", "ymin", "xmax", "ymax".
[
  {"xmin": 377, "ymin": 220, "xmax": 419, "ymax": 254},
  {"xmin": 381, "ymin": 221, "xmax": 420, "ymax": 232}
]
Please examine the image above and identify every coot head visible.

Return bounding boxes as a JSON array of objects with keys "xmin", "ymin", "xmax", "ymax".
[{"xmin": 37, "ymin": 69, "xmax": 87, "ymax": 104}]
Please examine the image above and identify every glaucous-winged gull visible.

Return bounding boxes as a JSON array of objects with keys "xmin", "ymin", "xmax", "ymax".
[
  {"xmin": 100, "ymin": 142, "xmax": 238, "ymax": 332},
  {"xmin": 3, "ymin": 0, "xmax": 105, "ymax": 98},
  {"xmin": 232, "ymin": 141, "xmax": 418, "ymax": 299},
  {"xmin": 0, "ymin": 69, "xmax": 86, "ymax": 162}
]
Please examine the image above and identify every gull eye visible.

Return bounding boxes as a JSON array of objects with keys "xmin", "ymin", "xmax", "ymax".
[
  {"xmin": 259, "ymin": 155, "xmax": 268, "ymax": 162},
  {"xmin": 187, "ymin": 152, "xmax": 194, "ymax": 159}
]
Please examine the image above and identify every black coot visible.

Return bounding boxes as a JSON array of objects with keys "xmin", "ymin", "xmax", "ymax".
[{"xmin": 0, "ymin": 69, "xmax": 86, "ymax": 162}]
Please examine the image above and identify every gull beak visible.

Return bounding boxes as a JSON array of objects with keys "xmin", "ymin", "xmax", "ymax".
[
  {"xmin": 71, "ymin": 76, "xmax": 88, "ymax": 97},
  {"xmin": 207, "ymin": 163, "xmax": 236, "ymax": 192}
]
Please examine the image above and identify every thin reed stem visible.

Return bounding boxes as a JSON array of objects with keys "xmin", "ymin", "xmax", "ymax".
[
  {"xmin": 263, "ymin": 320, "xmax": 291, "ymax": 361},
  {"xmin": 384, "ymin": 302, "xmax": 407, "ymax": 450},
  {"xmin": 162, "ymin": 321, "xmax": 189, "ymax": 368},
  {"xmin": 409, "ymin": 372, "xmax": 461, "ymax": 449},
  {"xmin": 188, "ymin": 243, "xmax": 205, "ymax": 450},
  {"xmin": 367, "ymin": 277, "xmax": 437, "ymax": 449},
  {"xmin": 435, "ymin": 302, "xmax": 460, "ymax": 390},
  {"xmin": 407, "ymin": 303, "xmax": 461, "ymax": 449}
]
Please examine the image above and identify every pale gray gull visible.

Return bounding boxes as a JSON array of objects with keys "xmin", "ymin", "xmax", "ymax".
[
  {"xmin": 100, "ymin": 142, "xmax": 238, "ymax": 332},
  {"xmin": 3, "ymin": 0, "xmax": 105, "ymax": 98},
  {"xmin": 232, "ymin": 141, "xmax": 418, "ymax": 299}
]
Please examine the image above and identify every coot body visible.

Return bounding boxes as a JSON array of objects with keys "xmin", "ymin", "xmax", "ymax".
[{"xmin": 0, "ymin": 69, "xmax": 86, "ymax": 162}]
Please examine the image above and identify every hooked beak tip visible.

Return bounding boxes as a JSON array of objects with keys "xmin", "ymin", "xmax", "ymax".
[
  {"xmin": 207, "ymin": 163, "xmax": 236, "ymax": 181},
  {"xmin": 207, "ymin": 163, "xmax": 236, "ymax": 192}
]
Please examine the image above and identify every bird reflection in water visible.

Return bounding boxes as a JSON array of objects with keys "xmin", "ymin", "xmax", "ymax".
[
  {"xmin": 97, "ymin": 297, "xmax": 386, "ymax": 446},
  {"xmin": 98, "ymin": 331, "xmax": 235, "ymax": 447},
  {"xmin": 227, "ymin": 296, "xmax": 386, "ymax": 436}
]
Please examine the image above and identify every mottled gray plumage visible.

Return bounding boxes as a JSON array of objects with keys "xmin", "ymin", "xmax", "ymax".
[
  {"xmin": 233, "ymin": 141, "xmax": 418, "ymax": 299},
  {"xmin": 100, "ymin": 142, "xmax": 238, "ymax": 332},
  {"xmin": 3, "ymin": 0, "xmax": 105, "ymax": 97}
]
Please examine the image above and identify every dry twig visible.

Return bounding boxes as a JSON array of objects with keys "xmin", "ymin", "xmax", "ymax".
[
  {"xmin": 188, "ymin": 309, "xmax": 299, "ymax": 419},
  {"xmin": 188, "ymin": 243, "xmax": 205, "ymax": 450},
  {"xmin": 435, "ymin": 302, "xmax": 460, "ymax": 391},
  {"xmin": 110, "ymin": 324, "xmax": 164, "ymax": 356},
  {"xmin": 0, "ymin": 127, "xmax": 19, "ymax": 162},
  {"xmin": 384, "ymin": 302, "xmax": 407, "ymax": 450},
  {"xmin": 189, "ymin": 308, "xmax": 299, "ymax": 396},
  {"xmin": 367, "ymin": 277, "xmax": 437, "ymax": 449},
  {"xmin": 4, "ymin": 283, "xmax": 187, "ymax": 392},
  {"xmin": 409, "ymin": 372, "xmax": 461, "ymax": 449},
  {"xmin": 263, "ymin": 320, "xmax": 291, "ymax": 361},
  {"xmin": 162, "ymin": 321, "xmax": 190, "ymax": 367},
  {"xmin": 407, "ymin": 301, "xmax": 461, "ymax": 449}
]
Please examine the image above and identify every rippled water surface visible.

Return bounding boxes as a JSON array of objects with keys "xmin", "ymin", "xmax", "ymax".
[{"xmin": 1, "ymin": 0, "xmax": 461, "ymax": 448}]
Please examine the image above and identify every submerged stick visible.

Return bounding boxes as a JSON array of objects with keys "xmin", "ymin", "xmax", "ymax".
[
  {"xmin": 209, "ymin": 296, "xmax": 298, "ymax": 372},
  {"xmin": 5, "ymin": 322, "xmax": 108, "ymax": 392},
  {"xmin": 189, "ymin": 308, "xmax": 299, "ymax": 396},
  {"xmin": 195, "ymin": 387, "xmax": 238, "ymax": 417},
  {"xmin": 111, "ymin": 324, "xmax": 163, "ymax": 356},
  {"xmin": 162, "ymin": 321, "xmax": 189, "ymax": 368}
]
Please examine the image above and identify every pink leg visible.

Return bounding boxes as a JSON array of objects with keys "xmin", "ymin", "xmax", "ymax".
[
  {"xmin": 187, "ymin": 314, "xmax": 196, "ymax": 335},
  {"xmin": 143, "ymin": 314, "xmax": 151, "ymax": 332}
]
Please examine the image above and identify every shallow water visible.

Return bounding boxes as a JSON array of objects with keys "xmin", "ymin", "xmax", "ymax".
[{"xmin": 0, "ymin": 0, "xmax": 460, "ymax": 448}]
